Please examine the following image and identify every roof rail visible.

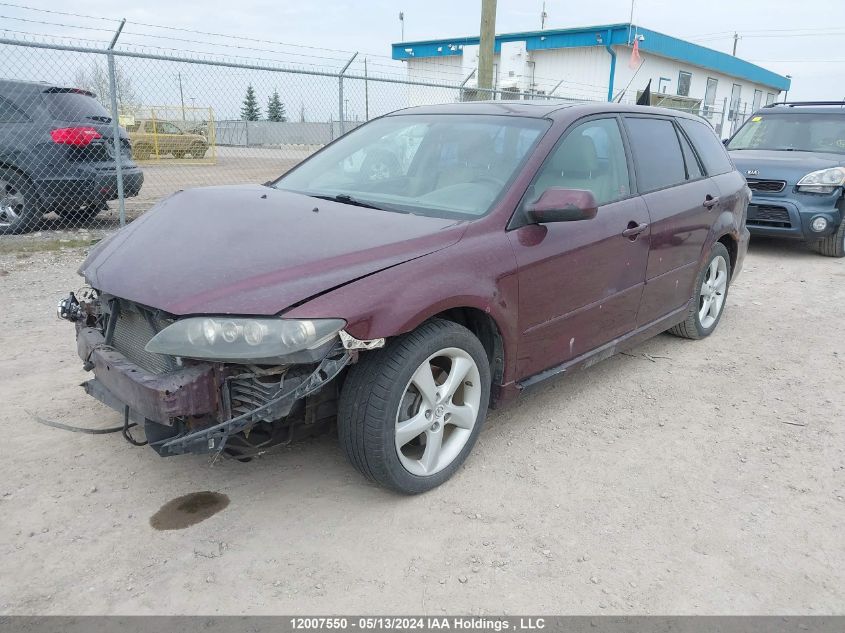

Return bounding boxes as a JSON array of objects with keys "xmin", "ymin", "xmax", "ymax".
[{"xmin": 764, "ymin": 101, "xmax": 845, "ymax": 108}]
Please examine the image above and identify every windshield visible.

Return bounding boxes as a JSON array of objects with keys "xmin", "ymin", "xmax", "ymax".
[
  {"xmin": 728, "ymin": 112, "xmax": 845, "ymax": 154},
  {"xmin": 273, "ymin": 114, "xmax": 550, "ymax": 218}
]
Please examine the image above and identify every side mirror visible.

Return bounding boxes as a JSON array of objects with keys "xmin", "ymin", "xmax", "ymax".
[
  {"xmin": 525, "ymin": 188, "xmax": 598, "ymax": 224},
  {"xmin": 722, "ymin": 138, "xmax": 730, "ymax": 146}
]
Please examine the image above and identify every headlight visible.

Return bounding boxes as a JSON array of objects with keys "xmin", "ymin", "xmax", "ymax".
[
  {"xmin": 145, "ymin": 317, "xmax": 345, "ymax": 363},
  {"xmin": 796, "ymin": 167, "xmax": 845, "ymax": 194}
]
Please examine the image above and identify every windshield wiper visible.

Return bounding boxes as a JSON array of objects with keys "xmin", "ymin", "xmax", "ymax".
[{"xmin": 308, "ymin": 193, "xmax": 384, "ymax": 210}]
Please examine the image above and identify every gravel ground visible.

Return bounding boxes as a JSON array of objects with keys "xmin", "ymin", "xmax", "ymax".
[{"xmin": 0, "ymin": 237, "xmax": 843, "ymax": 615}]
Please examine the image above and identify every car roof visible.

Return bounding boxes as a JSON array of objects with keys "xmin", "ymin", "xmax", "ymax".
[
  {"xmin": 760, "ymin": 102, "xmax": 845, "ymax": 115},
  {"xmin": 386, "ymin": 100, "xmax": 709, "ymax": 123}
]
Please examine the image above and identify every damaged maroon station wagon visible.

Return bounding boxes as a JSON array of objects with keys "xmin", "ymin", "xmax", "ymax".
[{"xmin": 59, "ymin": 101, "xmax": 749, "ymax": 494}]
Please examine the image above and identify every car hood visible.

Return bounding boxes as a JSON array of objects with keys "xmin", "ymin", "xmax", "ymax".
[
  {"xmin": 81, "ymin": 185, "xmax": 468, "ymax": 315},
  {"xmin": 729, "ymin": 150, "xmax": 845, "ymax": 184}
]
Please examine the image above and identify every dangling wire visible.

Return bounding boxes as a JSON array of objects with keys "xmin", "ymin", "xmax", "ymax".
[{"xmin": 121, "ymin": 405, "xmax": 147, "ymax": 446}]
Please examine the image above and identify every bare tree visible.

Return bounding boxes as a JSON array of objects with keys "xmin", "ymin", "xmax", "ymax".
[{"xmin": 73, "ymin": 60, "xmax": 140, "ymax": 114}]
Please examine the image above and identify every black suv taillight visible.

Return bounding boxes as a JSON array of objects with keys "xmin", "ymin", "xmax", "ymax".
[{"xmin": 50, "ymin": 127, "xmax": 102, "ymax": 146}]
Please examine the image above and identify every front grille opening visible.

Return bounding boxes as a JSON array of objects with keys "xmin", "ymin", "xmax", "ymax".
[
  {"xmin": 747, "ymin": 204, "xmax": 792, "ymax": 229},
  {"xmin": 747, "ymin": 179, "xmax": 787, "ymax": 193},
  {"xmin": 109, "ymin": 301, "xmax": 177, "ymax": 374}
]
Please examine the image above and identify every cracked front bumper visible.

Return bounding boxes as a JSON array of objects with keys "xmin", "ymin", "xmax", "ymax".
[{"xmin": 76, "ymin": 326, "xmax": 221, "ymax": 426}]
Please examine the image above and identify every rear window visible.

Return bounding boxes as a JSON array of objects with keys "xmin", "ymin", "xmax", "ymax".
[
  {"xmin": 624, "ymin": 117, "xmax": 686, "ymax": 192},
  {"xmin": 42, "ymin": 90, "xmax": 111, "ymax": 123},
  {"xmin": 679, "ymin": 118, "xmax": 735, "ymax": 174}
]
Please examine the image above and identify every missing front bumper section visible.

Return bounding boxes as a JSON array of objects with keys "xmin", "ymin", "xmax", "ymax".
[{"xmin": 152, "ymin": 343, "xmax": 351, "ymax": 456}]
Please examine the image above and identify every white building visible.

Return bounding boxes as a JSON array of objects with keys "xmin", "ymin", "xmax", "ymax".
[{"xmin": 391, "ymin": 23, "xmax": 790, "ymax": 137}]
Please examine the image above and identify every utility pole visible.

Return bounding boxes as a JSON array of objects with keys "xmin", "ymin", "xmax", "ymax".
[
  {"xmin": 399, "ymin": 11, "xmax": 405, "ymax": 40},
  {"xmin": 540, "ymin": 1, "xmax": 547, "ymax": 29},
  {"xmin": 177, "ymin": 72, "xmax": 185, "ymax": 121},
  {"xmin": 732, "ymin": 32, "xmax": 740, "ymax": 56},
  {"xmin": 477, "ymin": 0, "xmax": 497, "ymax": 98}
]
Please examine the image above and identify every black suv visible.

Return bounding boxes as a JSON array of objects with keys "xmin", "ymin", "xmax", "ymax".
[
  {"xmin": 727, "ymin": 101, "xmax": 845, "ymax": 257},
  {"xmin": 0, "ymin": 79, "xmax": 144, "ymax": 234}
]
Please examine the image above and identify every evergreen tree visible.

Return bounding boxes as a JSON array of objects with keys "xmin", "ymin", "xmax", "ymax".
[
  {"xmin": 266, "ymin": 90, "xmax": 287, "ymax": 122},
  {"xmin": 240, "ymin": 85, "xmax": 261, "ymax": 121}
]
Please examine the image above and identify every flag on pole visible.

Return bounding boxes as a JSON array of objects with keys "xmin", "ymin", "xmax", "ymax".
[
  {"xmin": 636, "ymin": 79, "xmax": 652, "ymax": 106},
  {"xmin": 628, "ymin": 38, "xmax": 642, "ymax": 70}
]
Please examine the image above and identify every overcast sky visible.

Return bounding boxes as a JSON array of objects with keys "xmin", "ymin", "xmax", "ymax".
[{"xmin": 4, "ymin": 0, "xmax": 843, "ymax": 100}]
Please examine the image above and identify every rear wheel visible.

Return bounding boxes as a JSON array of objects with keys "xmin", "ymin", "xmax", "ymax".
[
  {"xmin": 337, "ymin": 319, "xmax": 490, "ymax": 494},
  {"xmin": 57, "ymin": 201, "xmax": 108, "ymax": 226},
  {"xmin": 133, "ymin": 144, "xmax": 152, "ymax": 160},
  {"xmin": 0, "ymin": 168, "xmax": 40, "ymax": 235},
  {"xmin": 188, "ymin": 143, "xmax": 207, "ymax": 159},
  {"xmin": 809, "ymin": 220, "xmax": 845, "ymax": 258},
  {"xmin": 668, "ymin": 242, "xmax": 731, "ymax": 340}
]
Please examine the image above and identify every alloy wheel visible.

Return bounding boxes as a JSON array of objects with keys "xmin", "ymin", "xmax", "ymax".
[
  {"xmin": 699, "ymin": 255, "xmax": 728, "ymax": 329},
  {"xmin": 0, "ymin": 177, "xmax": 24, "ymax": 228},
  {"xmin": 395, "ymin": 347, "xmax": 482, "ymax": 477}
]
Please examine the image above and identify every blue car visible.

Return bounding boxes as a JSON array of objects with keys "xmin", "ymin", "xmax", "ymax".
[{"xmin": 727, "ymin": 101, "xmax": 845, "ymax": 257}]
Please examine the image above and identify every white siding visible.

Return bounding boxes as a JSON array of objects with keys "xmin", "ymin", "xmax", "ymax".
[
  {"xmin": 403, "ymin": 43, "xmax": 783, "ymax": 137},
  {"xmin": 610, "ymin": 44, "xmax": 783, "ymax": 136}
]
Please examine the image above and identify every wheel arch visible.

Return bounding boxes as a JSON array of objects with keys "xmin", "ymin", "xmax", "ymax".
[
  {"xmin": 428, "ymin": 307, "xmax": 505, "ymax": 387},
  {"xmin": 717, "ymin": 232, "xmax": 738, "ymax": 277}
]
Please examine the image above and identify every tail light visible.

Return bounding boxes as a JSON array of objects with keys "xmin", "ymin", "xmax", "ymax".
[{"xmin": 50, "ymin": 127, "xmax": 102, "ymax": 146}]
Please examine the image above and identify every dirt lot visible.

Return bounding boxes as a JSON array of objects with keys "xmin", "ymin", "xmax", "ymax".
[{"xmin": 0, "ymin": 237, "xmax": 843, "ymax": 615}]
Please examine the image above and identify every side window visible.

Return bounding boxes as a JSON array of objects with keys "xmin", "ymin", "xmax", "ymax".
[
  {"xmin": 624, "ymin": 117, "xmax": 686, "ymax": 192},
  {"xmin": 0, "ymin": 97, "xmax": 29, "ymax": 123},
  {"xmin": 529, "ymin": 118, "xmax": 630, "ymax": 206},
  {"xmin": 676, "ymin": 125, "xmax": 703, "ymax": 180},
  {"xmin": 677, "ymin": 118, "xmax": 735, "ymax": 175}
]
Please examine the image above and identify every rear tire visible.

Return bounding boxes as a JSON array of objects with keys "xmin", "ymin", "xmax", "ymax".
[
  {"xmin": 668, "ymin": 242, "xmax": 732, "ymax": 340},
  {"xmin": 809, "ymin": 220, "xmax": 845, "ymax": 258},
  {"xmin": 337, "ymin": 319, "xmax": 491, "ymax": 494},
  {"xmin": 57, "ymin": 202, "xmax": 107, "ymax": 226},
  {"xmin": 189, "ymin": 143, "xmax": 207, "ymax": 159},
  {"xmin": 133, "ymin": 144, "xmax": 152, "ymax": 160},
  {"xmin": 0, "ymin": 168, "xmax": 41, "ymax": 235}
]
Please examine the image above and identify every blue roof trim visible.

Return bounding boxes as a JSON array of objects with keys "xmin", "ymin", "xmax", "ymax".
[{"xmin": 391, "ymin": 23, "xmax": 790, "ymax": 91}]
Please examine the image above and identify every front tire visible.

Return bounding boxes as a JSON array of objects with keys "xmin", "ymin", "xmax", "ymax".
[
  {"xmin": 810, "ymin": 219, "xmax": 845, "ymax": 258},
  {"xmin": 337, "ymin": 319, "xmax": 491, "ymax": 494},
  {"xmin": 668, "ymin": 242, "xmax": 732, "ymax": 340}
]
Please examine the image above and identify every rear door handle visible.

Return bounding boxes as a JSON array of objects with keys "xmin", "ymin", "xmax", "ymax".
[
  {"xmin": 622, "ymin": 222, "xmax": 649, "ymax": 239},
  {"xmin": 703, "ymin": 195, "xmax": 720, "ymax": 209}
]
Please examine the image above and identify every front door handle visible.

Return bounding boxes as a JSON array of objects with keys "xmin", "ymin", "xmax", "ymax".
[
  {"xmin": 703, "ymin": 195, "xmax": 720, "ymax": 209},
  {"xmin": 622, "ymin": 222, "xmax": 649, "ymax": 239}
]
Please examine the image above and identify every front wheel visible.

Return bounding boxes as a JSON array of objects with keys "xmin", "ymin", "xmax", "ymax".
[
  {"xmin": 668, "ymin": 242, "xmax": 732, "ymax": 340},
  {"xmin": 337, "ymin": 319, "xmax": 491, "ymax": 494},
  {"xmin": 809, "ymin": 219, "xmax": 845, "ymax": 258}
]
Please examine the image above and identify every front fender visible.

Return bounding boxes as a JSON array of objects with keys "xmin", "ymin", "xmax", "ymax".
[{"xmin": 283, "ymin": 229, "xmax": 521, "ymax": 385}]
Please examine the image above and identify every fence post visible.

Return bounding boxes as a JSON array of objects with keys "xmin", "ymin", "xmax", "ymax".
[
  {"xmin": 338, "ymin": 52, "xmax": 358, "ymax": 136},
  {"xmin": 106, "ymin": 19, "xmax": 127, "ymax": 227},
  {"xmin": 719, "ymin": 97, "xmax": 728, "ymax": 138}
]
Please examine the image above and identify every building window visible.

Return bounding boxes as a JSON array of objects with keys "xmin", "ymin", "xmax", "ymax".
[
  {"xmin": 677, "ymin": 71, "xmax": 692, "ymax": 97},
  {"xmin": 765, "ymin": 92, "xmax": 775, "ymax": 105},
  {"xmin": 703, "ymin": 77, "xmax": 718, "ymax": 117},
  {"xmin": 752, "ymin": 89, "xmax": 763, "ymax": 112}
]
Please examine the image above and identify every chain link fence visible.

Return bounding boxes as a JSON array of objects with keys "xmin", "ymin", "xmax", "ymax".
[{"xmin": 0, "ymin": 35, "xmax": 743, "ymax": 239}]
